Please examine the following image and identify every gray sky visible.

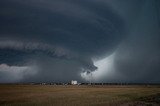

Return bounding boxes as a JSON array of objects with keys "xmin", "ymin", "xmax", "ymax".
[{"xmin": 0, "ymin": 0, "xmax": 160, "ymax": 83}]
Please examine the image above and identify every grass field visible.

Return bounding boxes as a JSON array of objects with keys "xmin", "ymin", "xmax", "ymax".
[{"xmin": 0, "ymin": 85, "xmax": 160, "ymax": 106}]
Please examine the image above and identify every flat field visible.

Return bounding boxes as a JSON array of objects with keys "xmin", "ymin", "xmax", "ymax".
[{"xmin": 0, "ymin": 85, "xmax": 160, "ymax": 106}]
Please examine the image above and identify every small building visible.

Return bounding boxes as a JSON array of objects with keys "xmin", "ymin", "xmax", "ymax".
[{"xmin": 71, "ymin": 80, "xmax": 78, "ymax": 85}]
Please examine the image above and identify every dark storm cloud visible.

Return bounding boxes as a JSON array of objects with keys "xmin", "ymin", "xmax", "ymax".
[
  {"xmin": 0, "ymin": 0, "xmax": 124, "ymax": 56},
  {"xmin": 0, "ymin": 0, "xmax": 125, "ymax": 82},
  {"xmin": 103, "ymin": 0, "xmax": 160, "ymax": 83},
  {"xmin": 1, "ymin": 0, "xmax": 159, "ymax": 83},
  {"xmin": 81, "ymin": 0, "xmax": 160, "ymax": 83}
]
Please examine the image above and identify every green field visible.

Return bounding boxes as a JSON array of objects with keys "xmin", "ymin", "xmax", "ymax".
[{"xmin": 0, "ymin": 85, "xmax": 160, "ymax": 106}]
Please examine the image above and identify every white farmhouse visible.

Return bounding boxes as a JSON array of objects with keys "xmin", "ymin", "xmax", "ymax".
[{"xmin": 71, "ymin": 80, "xmax": 78, "ymax": 85}]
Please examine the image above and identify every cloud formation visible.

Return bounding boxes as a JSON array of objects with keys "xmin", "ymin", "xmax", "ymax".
[
  {"xmin": 0, "ymin": 64, "xmax": 37, "ymax": 83},
  {"xmin": 0, "ymin": 0, "xmax": 160, "ymax": 83},
  {"xmin": 86, "ymin": 0, "xmax": 160, "ymax": 83},
  {"xmin": 0, "ymin": 0, "xmax": 125, "ymax": 82}
]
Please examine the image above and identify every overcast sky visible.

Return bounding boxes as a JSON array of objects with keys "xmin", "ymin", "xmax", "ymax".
[{"xmin": 0, "ymin": 0, "xmax": 160, "ymax": 83}]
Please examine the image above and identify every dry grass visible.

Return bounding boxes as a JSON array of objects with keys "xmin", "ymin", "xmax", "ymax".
[{"xmin": 0, "ymin": 85, "xmax": 160, "ymax": 106}]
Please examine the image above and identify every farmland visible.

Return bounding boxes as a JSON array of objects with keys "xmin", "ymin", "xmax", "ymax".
[{"xmin": 0, "ymin": 85, "xmax": 160, "ymax": 106}]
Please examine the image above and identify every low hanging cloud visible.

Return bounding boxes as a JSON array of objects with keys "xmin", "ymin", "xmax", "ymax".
[{"xmin": 0, "ymin": 64, "xmax": 37, "ymax": 83}]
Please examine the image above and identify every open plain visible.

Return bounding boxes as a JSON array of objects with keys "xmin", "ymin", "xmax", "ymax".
[{"xmin": 0, "ymin": 85, "xmax": 160, "ymax": 106}]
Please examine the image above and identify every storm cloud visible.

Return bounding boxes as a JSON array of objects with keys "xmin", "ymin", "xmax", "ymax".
[
  {"xmin": 88, "ymin": 0, "xmax": 160, "ymax": 83},
  {"xmin": 0, "ymin": 0, "xmax": 160, "ymax": 83}
]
